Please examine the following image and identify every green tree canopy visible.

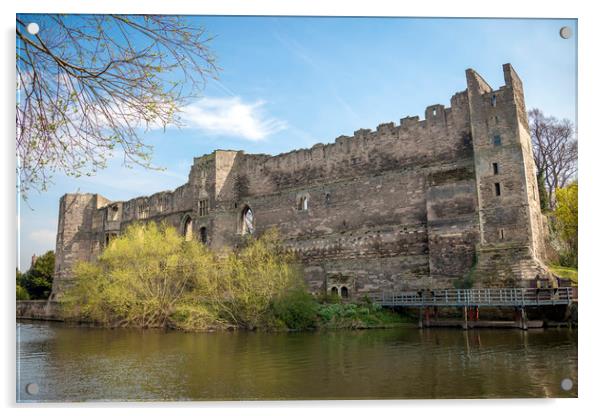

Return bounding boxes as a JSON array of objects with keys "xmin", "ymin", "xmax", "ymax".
[
  {"xmin": 16, "ymin": 268, "xmax": 30, "ymax": 300},
  {"xmin": 554, "ymin": 182, "xmax": 578, "ymax": 267},
  {"xmin": 20, "ymin": 251, "xmax": 55, "ymax": 299},
  {"xmin": 62, "ymin": 223, "xmax": 305, "ymax": 330}
]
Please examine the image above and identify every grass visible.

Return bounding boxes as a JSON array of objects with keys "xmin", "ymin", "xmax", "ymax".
[{"xmin": 549, "ymin": 265, "xmax": 578, "ymax": 285}]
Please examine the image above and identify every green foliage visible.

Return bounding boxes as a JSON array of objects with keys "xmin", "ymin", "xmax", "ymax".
[
  {"xmin": 19, "ymin": 251, "xmax": 55, "ymax": 299},
  {"xmin": 315, "ymin": 301, "xmax": 405, "ymax": 329},
  {"xmin": 16, "ymin": 284, "xmax": 30, "ymax": 300},
  {"xmin": 270, "ymin": 288, "xmax": 318, "ymax": 330},
  {"xmin": 195, "ymin": 229, "xmax": 305, "ymax": 330},
  {"xmin": 63, "ymin": 223, "xmax": 411, "ymax": 332},
  {"xmin": 549, "ymin": 265, "xmax": 578, "ymax": 285},
  {"xmin": 63, "ymin": 222, "xmax": 218, "ymax": 328},
  {"xmin": 554, "ymin": 182, "xmax": 578, "ymax": 268},
  {"xmin": 63, "ymin": 224, "xmax": 308, "ymax": 331}
]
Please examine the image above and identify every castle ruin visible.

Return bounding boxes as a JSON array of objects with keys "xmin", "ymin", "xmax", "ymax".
[{"xmin": 50, "ymin": 64, "xmax": 548, "ymax": 299}]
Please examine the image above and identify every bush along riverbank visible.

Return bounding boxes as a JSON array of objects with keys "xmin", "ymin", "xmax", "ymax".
[{"xmin": 61, "ymin": 223, "xmax": 410, "ymax": 332}]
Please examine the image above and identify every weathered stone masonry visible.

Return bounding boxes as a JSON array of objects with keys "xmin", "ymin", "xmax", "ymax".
[{"xmin": 50, "ymin": 64, "xmax": 548, "ymax": 300}]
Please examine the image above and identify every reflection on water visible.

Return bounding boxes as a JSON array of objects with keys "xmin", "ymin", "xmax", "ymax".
[{"xmin": 16, "ymin": 321, "xmax": 577, "ymax": 402}]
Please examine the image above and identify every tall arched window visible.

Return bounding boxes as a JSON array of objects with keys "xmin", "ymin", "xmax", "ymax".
[
  {"xmin": 183, "ymin": 216, "xmax": 193, "ymax": 241},
  {"xmin": 241, "ymin": 206, "xmax": 254, "ymax": 235}
]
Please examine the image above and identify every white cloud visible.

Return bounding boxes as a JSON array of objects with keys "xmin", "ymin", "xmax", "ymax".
[
  {"xmin": 29, "ymin": 229, "xmax": 56, "ymax": 246},
  {"xmin": 180, "ymin": 97, "xmax": 287, "ymax": 141}
]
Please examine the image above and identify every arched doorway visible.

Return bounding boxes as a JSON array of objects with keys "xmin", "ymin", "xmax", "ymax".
[
  {"xmin": 241, "ymin": 206, "xmax": 254, "ymax": 235},
  {"xmin": 340, "ymin": 286, "xmax": 349, "ymax": 299},
  {"xmin": 330, "ymin": 287, "xmax": 339, "ymax": 297},
  {"xmin": 183, "ymin": 216, "xmax": 193, "ymax": 241},
  {"xmin": 199, "ymin": 226, "xmax": 207, "ymax": 244}
]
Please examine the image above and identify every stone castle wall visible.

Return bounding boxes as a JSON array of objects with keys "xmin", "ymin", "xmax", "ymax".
[{"xmin": 50, "ymin": 64, "xmax": 548, "ymax": 299}]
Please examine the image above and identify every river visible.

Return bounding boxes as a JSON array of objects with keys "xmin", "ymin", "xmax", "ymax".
[{"xmin": 16, "ymin": 320, "xmax": 577, "ymax": 402}]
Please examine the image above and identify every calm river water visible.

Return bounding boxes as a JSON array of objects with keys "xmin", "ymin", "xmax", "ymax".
[{"xmin": 16, "ymin": 320, "xmax": 577, "ymax": 402}]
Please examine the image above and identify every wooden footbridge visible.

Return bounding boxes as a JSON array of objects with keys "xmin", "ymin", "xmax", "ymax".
[
  {"xmin": 367, "ymin": 287, "xmax": 576, "ymax": 330},
  {"xmin": 368, "ymin": 287, "xmax": 575, "ymax": 308}
]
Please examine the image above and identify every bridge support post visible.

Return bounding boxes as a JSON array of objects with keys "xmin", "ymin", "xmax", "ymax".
[
  {"xmin": 418, "ymin": 306, "xmax": 423, "ymax": 329},
  {"xmin": 462, "ymin": 306, "xmax": 468, "ymax": 330},
  {"xmin": 520, "ymin": 307, "xmax": 528, "ymax": 330},
  {"xmin": 514, "ymin": 307, "xmax": 528, "ymax": 330}
]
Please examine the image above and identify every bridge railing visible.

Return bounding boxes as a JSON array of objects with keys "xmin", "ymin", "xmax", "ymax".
[{"xmin": 368, "ymin": 287, "xmax": 573, "ymax": 307}]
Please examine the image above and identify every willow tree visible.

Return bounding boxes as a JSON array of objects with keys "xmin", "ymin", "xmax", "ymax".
[{"xmin": 16, "ymin": 14, "xmax": 218, "ymax": 197}]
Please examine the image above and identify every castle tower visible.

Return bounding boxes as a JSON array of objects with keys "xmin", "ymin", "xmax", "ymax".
[
  {"xmin": 50, "ymin": 193, "xmax": 109, "ymax": 299},
  {"xmin": 466, "ymin": 64, "xmax": 547, "ymax": 285}
]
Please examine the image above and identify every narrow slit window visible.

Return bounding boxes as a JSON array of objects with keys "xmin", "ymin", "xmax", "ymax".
[
  {"xmin": 493, "ymin": 135, "xmax": 502, "ymax": 146},
  {"xmin": 499, "ymin": 228, "xmax": 505, "ymax": 240},
  {"xmin": 492, "ymin": 163, "xmax": 499, "ymax": 175},
  {"xmin": 491, "ymin": 94, "xmax": 497, "ymax": 107},
  {"xmin": 494, "ymin": 182, "xmax": 501, "ymax": 196}
]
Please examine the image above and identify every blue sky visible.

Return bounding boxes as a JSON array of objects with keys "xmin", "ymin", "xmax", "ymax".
[{"xmin": 17, "ymin": 16, "xmax": 577, "ymax": 270}]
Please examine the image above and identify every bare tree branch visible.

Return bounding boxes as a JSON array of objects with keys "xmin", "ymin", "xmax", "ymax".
[
  {"xmin": 529, "ymin": 108, "xmax": 577, "ymax": 209},
  {"xmin": 16, "ymin": 14, "xmax": 219, "ymax": 198}
]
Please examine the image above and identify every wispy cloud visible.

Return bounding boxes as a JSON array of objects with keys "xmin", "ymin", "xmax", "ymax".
[
  {"xmin": 180, "ymin": 97, "xmax": 287, "ymax": 141},
  {"xmin": 29, "ymin": 229, "xmax": 56, "ymax": 246}
]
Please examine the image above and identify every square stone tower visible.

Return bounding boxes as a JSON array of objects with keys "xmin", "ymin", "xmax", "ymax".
[{"xmin": 467, "ymin": 64, "xmax": 547, "ymax": 285}]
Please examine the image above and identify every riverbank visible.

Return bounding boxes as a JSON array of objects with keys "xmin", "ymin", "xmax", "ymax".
[
  {"xmin": 16, "ymin": 300, "xmax": 62, "ymax": 321},
  {"xmin": 17, "ymin": 299, "xmax": 415, "ymax": 331}
]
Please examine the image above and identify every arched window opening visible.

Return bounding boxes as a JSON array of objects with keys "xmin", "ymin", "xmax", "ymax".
[
  {"xmin": 331, "ymin": 287, "xmax": 339, "ymax": 297},
  {"xmin": 200, "ymin": 227, "xmax": 208, "ymax": 244},
  {"xmin": 184, "ymin": 216, "xmax": 193, "ymax": 241},
  {"xmin": 341, "ymin": 286, "xmax": 349, "ymax": 299},
  {"xmin": 297, "ymin": 195, "xmax": 309, "ymax": 211},
  {"xmin": 110, "ymin": 205, "xmax": 119, "ymax": 221},
  {"xmin": 241, "ymin": 206, "xmax": 254, "ymax": 235}
]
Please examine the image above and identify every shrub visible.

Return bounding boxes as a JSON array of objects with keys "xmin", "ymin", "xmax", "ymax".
[
  {"xmin": 62, "ymin": 222, "xmax": 216, "ymax": 328},
  {"xmin": 270, "ymin": 288, "xmax": 318, "ymax": 330},
  {"xmin": 16, "ymin": 284, "xmax": 30, "ymax": 300},
  {"xmin": 554, "ymin": 182, "xmax": 578, "ymax": 268},
  {"xmin": 62, "ymin": 224, "xmax": 306, "ymax": 331}
]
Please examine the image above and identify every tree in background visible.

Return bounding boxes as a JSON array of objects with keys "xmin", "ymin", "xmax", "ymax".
[
  {"xmin": 529, "ymin": 109, "xmax": 577, "ymax": 210},
  {"xmin": 16, "ymin": 15, "xmax": 218, "ymax": 197},
  {"xmin": 19, "ymin": 251, "xmax": 55, "ymax": 299},
  {"xmin": 16, "ymin": 268, "xmax": 30, "ymax": 300},
  {"xmin": 554, "ymin": 182, "xmax": 578, "ymax": 268}
]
